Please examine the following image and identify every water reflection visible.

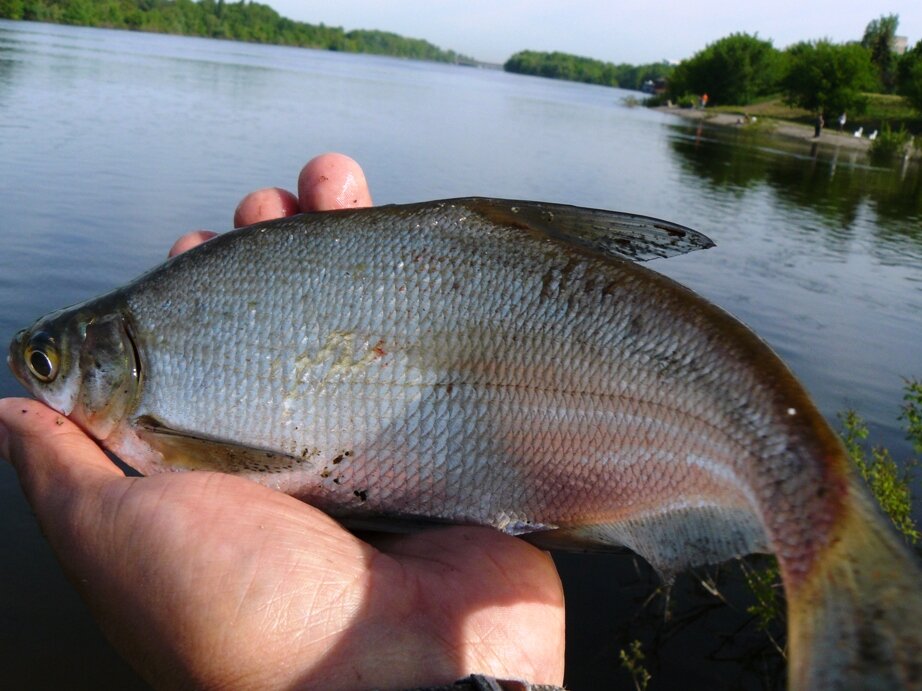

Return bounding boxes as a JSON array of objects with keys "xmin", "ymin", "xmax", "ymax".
[
  {"xmin": 668, "ymin": 122, "xmax": 922, "ymax": 248},
  {"xmin": 0, "ymin": 25, "xmax": 22, "ymax": 97}
]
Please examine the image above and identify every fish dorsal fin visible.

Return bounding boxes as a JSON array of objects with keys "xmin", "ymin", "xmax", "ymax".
[{"xmin": 463, "ymin": 198, "xmax": 714, "ymax": 262}]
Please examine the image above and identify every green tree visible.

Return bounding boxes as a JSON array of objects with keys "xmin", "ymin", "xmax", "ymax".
[
  {"xmin": 780, "ymin": 40, "xmax": 877, "ymax": 118},
  {"xmin": 667, "ymin": 33, "xmax": 781, "ymax": 105},
  {"xmin": 898, "ymin": 40, "xmax": 922, "ymax": 112},
  {"xmin": 505, "ymin": 50, "xmax": 621, "ymax": 87},
  {"xmin": 60, "ymin": 0, "xmax": 97, "ymax": 26},
  {"xmin": 862, "ymin": 13, "xmax": 899, "ymax": 92},
  {"xmin": 503, "ymin": 50, "xmax": 674, "ymax": 91},
  {"xmin": 0, "ymin": 0, "xmax": 25, "ymax": 20},
  {"xmin": 617, "ymin": 61, "xmax": 674, "ymax": 91},
  {"xmin": 0, "ymin": 0, "xmax": 475, "ymax": 63}
]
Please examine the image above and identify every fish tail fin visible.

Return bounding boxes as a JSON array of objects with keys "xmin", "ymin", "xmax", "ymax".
[{"xmin": 787, "ymin": 487, "xmax": 922, "ymax": 690}]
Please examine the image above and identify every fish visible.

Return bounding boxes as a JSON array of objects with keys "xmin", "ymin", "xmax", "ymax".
[{"xmin": 7, "ymin": 198, "xmax": 922, "ymax": 689}]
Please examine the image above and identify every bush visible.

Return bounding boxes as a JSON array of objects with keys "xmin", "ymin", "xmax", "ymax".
[
  {"xmin": 781, "ymin": 40, "xmax": 877, "ymax": 117},
  {"xmin": 869, "ymin": 124, "xmax": 914, "ymax": 161},
  {"xmin": 840, "ymin": 405, "xmax": 920, "ymax": 543},
  {"xmin": 668, "ymin": 33, "xmax": 781, "ymax": 106},
  {"xmin": 642, "ymin": 93, "xmax": 669, "ymax": 107}
]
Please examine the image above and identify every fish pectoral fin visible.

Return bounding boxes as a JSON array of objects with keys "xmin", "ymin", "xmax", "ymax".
[
  {"xmin": 523, "ymin": 504, "xmax": 769, "ymax": 582},
  {"xmin": 521, "ymin": 528, "xmax": 634, "ymax": 555},
  {"xmin": 134, "ymin": 415, "xmax": 304, "ymax": 474},
  {"xmin": 464, "ymin": 197, "xmax": 714, "ymax": 262},
  {"xmin": 338, "ymin": 513, "xmax": 464, "ymax": 535}
]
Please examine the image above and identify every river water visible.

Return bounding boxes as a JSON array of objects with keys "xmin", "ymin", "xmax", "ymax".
[{"xmin": 0, "ymin": 19, "xmax": 920, "ymax": 690}]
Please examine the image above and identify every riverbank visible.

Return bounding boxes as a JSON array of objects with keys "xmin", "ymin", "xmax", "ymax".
[{"xmin": 655, "ymin": 105, "xmax": 876, "ymax": 154}]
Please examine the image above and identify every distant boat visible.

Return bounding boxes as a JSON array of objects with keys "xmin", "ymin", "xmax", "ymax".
[
  {"xmin": 853, "ymin": 127, "xmax": 863, "ymax": 138},
  {"xmin": 868, "ymin": 130, "xmax": 878, "ymax": 141}
]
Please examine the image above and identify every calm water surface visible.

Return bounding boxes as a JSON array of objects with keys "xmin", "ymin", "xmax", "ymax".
[{"xmin": 1, "ymin": 20, "xmax": 920, "ymax": 690}]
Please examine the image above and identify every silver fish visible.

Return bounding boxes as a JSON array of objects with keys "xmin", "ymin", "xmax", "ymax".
[{"xmin": 8, "ymin": 198, "xmax": 922, "ymax": 689}]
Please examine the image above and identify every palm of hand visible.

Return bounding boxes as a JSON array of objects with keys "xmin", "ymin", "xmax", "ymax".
[
  {"xmin": 2, "ymin": 400, "xmax": 564, "ymax": 690},
  {"xmin": 1, "ymin": 154, "xmax": 565, "ymax": 689}
]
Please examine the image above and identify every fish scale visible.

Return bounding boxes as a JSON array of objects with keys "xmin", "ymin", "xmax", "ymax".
[
  {"xmin": 115, "ymin": 205, "xmax": 812, "ymax": 548},
  {"xmin": 9, "ymin": 198, "xmax": 922, "ymax": 689}
]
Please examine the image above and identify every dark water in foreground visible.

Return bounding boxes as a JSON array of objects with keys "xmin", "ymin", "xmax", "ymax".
[{"xmin": 1, "ymin": 20, "xmax": 920, "ymax": 690}]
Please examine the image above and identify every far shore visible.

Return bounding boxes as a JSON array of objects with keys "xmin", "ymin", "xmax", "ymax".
[{"xmin": 654, "ymin": 105, "xmax": 881, "ymax": 155}]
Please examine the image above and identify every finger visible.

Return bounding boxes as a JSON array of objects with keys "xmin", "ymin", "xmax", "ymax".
[
  {"xmin": 170, "ymin": 154, "xmax": 369, "ymax": 257},
  {"xmin": 298, "ymin": 153, "xmax": 372, "ymax": 211},
  {"xmin": 168, "ymin": 230, "xmax": 219, "ymax": 258},
  {"xmin": 170, "ymin": 187, "xmax": 300, "ymax": 258},
  {"xmin": 0, "ymin": 398, "xmax": 122, "ymax": 517},
  {"xmin": 233, "ymin": 187, "xmax": 300, "ymax": 227}
]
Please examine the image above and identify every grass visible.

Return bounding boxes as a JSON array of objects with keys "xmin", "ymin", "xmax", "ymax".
[
  {"xmin": 837, "ymin": 378, "xmax": 922, "ymax": 546},
  {"xmin": 707, "ymin": 93, "xmax": 922, "ymax": 136},
  {"xmin": 619, "ymin": 639, "xmax": 652, "ymax": 691},
  {"xmin": 862, "ymin": 94, "xmax": 922, "ymax": 131},
  {"xmin": 707, "ymin": 97, "xmax": 811, "ymax": 121}
]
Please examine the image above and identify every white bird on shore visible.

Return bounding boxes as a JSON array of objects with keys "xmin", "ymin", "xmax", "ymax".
[
  {"xmin": 854, "ymin": 127, "xmax": 863, "ymax": 138},
  {"xmin": 868, "ymin": 130, "xmax": 878, "ymax": 141}
]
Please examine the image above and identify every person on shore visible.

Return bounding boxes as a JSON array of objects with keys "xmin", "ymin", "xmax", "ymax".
[
  {"xmin": 838, "ymin": 112, "xmax": 847, "ymax": 131},
  {"xmin": 814, "ymin": 113, "xmax": 824, "ymax": 138}
]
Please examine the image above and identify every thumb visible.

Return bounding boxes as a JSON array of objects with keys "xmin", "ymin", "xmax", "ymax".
[{"xmin": 0, "ymin": 397, "xmax": 122, "ymax": 521}]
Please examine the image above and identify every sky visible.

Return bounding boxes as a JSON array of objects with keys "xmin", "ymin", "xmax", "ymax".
[{"xmin": 267, "ymin": 1, "xmax": 922, "ymax": 65}]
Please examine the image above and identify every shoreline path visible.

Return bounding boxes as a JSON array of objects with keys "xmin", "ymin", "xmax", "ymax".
[{"xmin": 654, "ymin": 105, "xmax": 879, "ymax": 154}]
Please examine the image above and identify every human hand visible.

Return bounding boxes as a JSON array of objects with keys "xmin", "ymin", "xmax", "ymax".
[
  {"xmin": 167, "ymin": 152, "xmax": 375, "ymax": 257},
  {"xmin": 0, "ymin": 153, "xmax": 566, "ymax": 690}
]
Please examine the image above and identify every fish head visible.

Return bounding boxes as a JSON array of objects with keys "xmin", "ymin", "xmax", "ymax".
[{"xmin": 8, "ymin": 303, "xmax": 140, "ymax": 441}]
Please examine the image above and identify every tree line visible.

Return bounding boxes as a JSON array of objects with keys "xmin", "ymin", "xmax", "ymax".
[
  {"xmin": 4, "ymin": 2, "xmax": 920, "ymax": 118},
  {"xmin": 502, "ymin": 15, "xmax": 922, "ymax": 119},
  {"xmin": 504, "ymin": 50, "xmax": 672, "ymax": 92},
  {"xmin": 0, "ymin": 0, "xmax": 476, "ymax": 64},
  {"xmin": 667, "ymin": 16, "xmax": 922, "ymax": 117}
]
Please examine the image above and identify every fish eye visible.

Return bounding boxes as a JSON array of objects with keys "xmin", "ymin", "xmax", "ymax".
[{"xmin": 25, "ymin": 335, "xmax": 59, "ymax": 383}]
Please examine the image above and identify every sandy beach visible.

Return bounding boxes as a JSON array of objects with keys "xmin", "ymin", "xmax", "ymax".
[{"xmin": 654, "ymin": 105, "xmax": 877, "ymax": 154}]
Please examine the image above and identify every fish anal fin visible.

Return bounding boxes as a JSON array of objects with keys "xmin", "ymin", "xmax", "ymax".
[
  {"xmin": 134, "ymin": 415, "xmax": 306, "ymax": 474},
  {"xmin": 464, "ymin": 198, "xmax": 714, "ymax": 263},
  {"xmin": 523, "ymin": 504, "xmax": 769, "ymax": 583}
]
